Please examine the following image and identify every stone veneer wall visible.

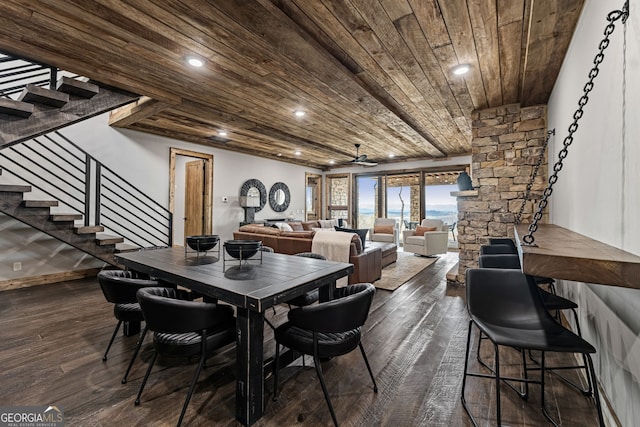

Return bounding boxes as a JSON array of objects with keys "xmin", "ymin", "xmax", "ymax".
[{"xmin": 454, "ymin": 103, "xmax": 549, "ymax": 283}]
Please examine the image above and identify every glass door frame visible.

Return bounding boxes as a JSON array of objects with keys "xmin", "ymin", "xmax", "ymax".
[{"xmin": 351, "ymin": 164, "xmax": 469, "ymax": 229}]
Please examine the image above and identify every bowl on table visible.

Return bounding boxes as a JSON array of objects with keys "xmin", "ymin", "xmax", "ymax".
[
  {"xmin": 224, "ymin": 240, "xmax": 262, "ymax": 260},
  {"xmin": 186, "ymin": 235, "xmax": 220, "ymax": 252}
]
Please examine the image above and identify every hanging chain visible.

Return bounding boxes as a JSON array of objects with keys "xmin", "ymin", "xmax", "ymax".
[
  {"xmin": 515, "ymin": 128, "xmax": 555, "ymax": 225},
  {"xmin": 522, "ymin": 2, "xmax": 629, "ymax": 246}
]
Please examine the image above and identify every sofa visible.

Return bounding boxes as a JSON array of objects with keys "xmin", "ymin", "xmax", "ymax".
[{"xmin": 233, "ymin": 223, "xmax": 381, "ymax": 284}]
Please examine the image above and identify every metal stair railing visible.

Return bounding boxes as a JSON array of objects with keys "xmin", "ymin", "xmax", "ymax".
[
  {"xmin": 0, "ymin": 51, "xmax": 79, "ymax": 99},
  {"xmin": 0, "ymin": 130, "xmax": 172, "ymax": 248}
]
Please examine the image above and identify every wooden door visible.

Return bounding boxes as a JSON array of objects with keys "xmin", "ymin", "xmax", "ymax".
[
  {"xmin": 306, "ymin": 173, "xmax": 322, "ymax": 221},
  {"xmin": 184, "ymin": 159, "xmax": 205, "ymax": 239}
]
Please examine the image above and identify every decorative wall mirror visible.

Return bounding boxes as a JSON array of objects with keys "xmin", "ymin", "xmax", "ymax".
[
  {"xmin": 239, "ymin": 179, "xmax": 267, "ymax": 211},
  {"xmin": 269, "ymin": 182, "xmax": 290, "ymax": 212}
]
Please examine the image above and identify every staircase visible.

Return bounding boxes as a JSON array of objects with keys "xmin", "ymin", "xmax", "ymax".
[
  {"xmin": 0, "ymin": 183, "xmax": 135, "ymax": 265},
  {"xmin": 0, "ymin": 52, "xmax": 170, "ymax": 268},
  {"xmin": 0, "ymin": 77, "xmax": 138, "ymax": 149}
]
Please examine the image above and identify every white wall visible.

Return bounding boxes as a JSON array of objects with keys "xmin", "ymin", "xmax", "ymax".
[
  {"xmin": 60, "ymin": 113, "xmax": 321, "ymax": 243},
  {"xmin": 0, "ymin": 112, "xmax": 323, "ymax": 282},
  {"xmin": 547, "ymin": 0, "xmax": 639, "ymax": 424}
]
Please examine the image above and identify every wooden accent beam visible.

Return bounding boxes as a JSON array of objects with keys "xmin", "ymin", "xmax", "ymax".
[
  {"xmin": 108, "ymin": 96, "xmax": 171, "ymax": 128},
  {"xmin": 515, "ymin": 224, "xmax": 640, "ymax": 289}
]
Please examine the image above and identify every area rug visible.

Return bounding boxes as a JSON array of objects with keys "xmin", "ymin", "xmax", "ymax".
[{"xmin": 374, "ymin": 251, "xmax": 438, "ymax": 291}]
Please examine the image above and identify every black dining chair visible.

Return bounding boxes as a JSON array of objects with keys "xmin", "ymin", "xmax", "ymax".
[
  {"xmin": 286, "ymin": 252, "xmax": 327, "ymax": 307},
  {"xmin": 272, "ymin": 283, "xmax": 378, "ymax": 427},
  {"xmin": 461, "ymin": 268, "xmax": 604, "ymax": 426},
  {"xmin": 478, "ymin": 253, "xmax": 592, "ymax": 395},
  {"xmin": 135, "ymin": 287, "xmax": 236, "ymax": 427},
  {"xmin": 98, "ymin": 269, "xmax": 171, "ymax": 384}
]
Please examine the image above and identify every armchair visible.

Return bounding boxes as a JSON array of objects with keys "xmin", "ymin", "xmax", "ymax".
[
  {"xmin": 370, "ymin": 218, "xmax": 398, "ymax": 244},
  {"xmin": 402, "ymin": 219, "xmax": 448, "ymax": 256}
]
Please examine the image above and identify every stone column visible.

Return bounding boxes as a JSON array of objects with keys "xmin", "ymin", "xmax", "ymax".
[{"xmin": 450, "ymin": 103, "xmax": 548, "ymax": 284}]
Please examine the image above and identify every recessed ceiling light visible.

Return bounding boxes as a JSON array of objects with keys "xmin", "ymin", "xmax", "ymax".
[
  {"xmin": 388, "ymin": 153, "xmax": 395, "ymax": 158},
  {"xmin": 187, "ymin": 57, "xmax": 204, "ymax": 67},
  {"xmin": 329, "ymin": 160, "xmax": 335, "ymax": 164},
  {"xmin": 452, "ymin": 64, "xmax": 470, "ymax": 75},
  {"xmin": 218, "ymin": 130, "xmax": 228, "ymax": 137},
  {"xmin": 277, "ymin": 153, "xmax": 282, "ymax": 157},
  {"xmin": 294, "ymin": 151, "xmax": 302, "ymax": 156},
  {"xmin": 294, "ymin": 110, "xmax": 306, "ymax": 117}
]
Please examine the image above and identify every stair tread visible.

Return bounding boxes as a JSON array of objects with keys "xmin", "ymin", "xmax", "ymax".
[
  {"xmin": 23, "ymin": 200, "xmax": 58, "ymax": 207},
  {"xmin": 18, "ymin": 84, "xmax": 69, "ymax": 107},
  {"xmin": 57, "ymin": 77, "xmax": 99, "ymax": 98},
  {"xmin": 115, "ymin": 243, "xmax": 140, "ymax": 253},
  {"xmin": 75, "ymin": 225, "xmax": 104, "ymax": 234},
  {"xmin": 0, "ymin": 184, "xmax": 32, "ymax": 193},
  {"xmin": 0, "ymin": 98, "xmax": 34, "ymax": 118},
  {"xmin": 50, "ymin": 213, "xmax": 83, "ymax": 221},
  {"xmin": 96, "ymin": 233, "xmax": 124, "ymax": 245}
]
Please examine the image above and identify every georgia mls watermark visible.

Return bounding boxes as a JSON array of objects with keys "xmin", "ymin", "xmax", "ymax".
[{"xmin": 0, "ymin": 406, "xmax": 64, "ymax": 427}]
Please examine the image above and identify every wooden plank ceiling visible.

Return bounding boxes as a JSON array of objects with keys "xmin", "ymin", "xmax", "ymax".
[{"xmin": 0, "ymin": 0, "xmax": 584, "ymax": 170}]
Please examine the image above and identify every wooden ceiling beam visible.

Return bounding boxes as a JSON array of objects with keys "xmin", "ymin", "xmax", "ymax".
[{"xmin": 108, "ymin": 97, "xmax": 172, "ymax": 128}]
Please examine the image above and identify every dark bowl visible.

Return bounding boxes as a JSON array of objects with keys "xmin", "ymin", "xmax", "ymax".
[
  {"xmin": 186, "ymin": 235, "xmax": 219, "ymax": 252},
  {"xmin": 224, "ymin": 240, "xmax": 262, "ymax": 260}
]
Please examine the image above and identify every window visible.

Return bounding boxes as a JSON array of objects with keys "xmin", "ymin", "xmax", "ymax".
[{"xmin": 326, "ymin": 173, "xmax": 351, "ymax": 225}]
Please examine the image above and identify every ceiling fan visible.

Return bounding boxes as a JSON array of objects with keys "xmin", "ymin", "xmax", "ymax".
[{"xmin": 350, "ymin": 144, "xmax": 378, "ymax": 166}]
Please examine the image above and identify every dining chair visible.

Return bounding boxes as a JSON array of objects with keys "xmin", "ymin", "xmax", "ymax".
[
  {"xmin": 135, "ymin": 287, "xmax": 236, "ymax": 427},
  {"xmin": 98, "ymin": 269, "xmax": 170, "ymax": 384},
  {"xmin": 461, "ymin": 268, "xmax": 604, "ymax": 426},
  {"xmin": 285, "ymin": 252, "xmax": 327, "ymax": 307},
  {"xmin": 272, "ymin": 283, "xmax": 378, "ymax": 426},
  {"xmin": 448, "ymin": 221, "xmax": 457, "ymax": 241}
]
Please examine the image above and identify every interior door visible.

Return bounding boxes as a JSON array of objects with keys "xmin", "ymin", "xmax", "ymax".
[
  {"xmin": 305, "ymin": 173, "xmax": 322, "ymax": 221},
  {"xmin": 184, "ymin": 159, "xmax": 205, "ymax": 240}
]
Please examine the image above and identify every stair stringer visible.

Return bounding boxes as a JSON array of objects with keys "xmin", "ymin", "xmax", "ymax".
[{"xmin": 0, "ymin": 186, "xmax": 122, "ymax": 267}]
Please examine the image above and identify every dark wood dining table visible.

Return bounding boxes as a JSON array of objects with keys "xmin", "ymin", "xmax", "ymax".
[{"xmin": 115, "ymin": 246, "xmax": 353, "ymax": 426}]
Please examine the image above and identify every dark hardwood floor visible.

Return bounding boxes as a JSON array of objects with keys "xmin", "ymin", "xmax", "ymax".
[{"xmin": 0, "ymin": 252, "xmax": 600, "ymax": 426}]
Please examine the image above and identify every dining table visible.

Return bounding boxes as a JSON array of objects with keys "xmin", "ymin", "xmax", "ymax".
[{"xmin": 115, "ymin": 246, "xmax": 353, "ymax": 426}]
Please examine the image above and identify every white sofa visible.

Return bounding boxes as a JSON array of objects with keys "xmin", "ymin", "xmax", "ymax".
[
  {"xmin": 370, "ymin": 218, "xmax": 398, "ymax": 244},
  {"xmin": 402, "ymin": 219, "xmax": 448, "ymax": 256}
]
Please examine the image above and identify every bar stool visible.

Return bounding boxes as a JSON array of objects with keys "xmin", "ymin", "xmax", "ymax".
[{"xmin": 461, "ymin": 268, "xmax": 604, "ymax": 426}]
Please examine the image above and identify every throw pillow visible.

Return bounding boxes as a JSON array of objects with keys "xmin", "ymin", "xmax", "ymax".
[
  {"xmin": 319, "ymin": 219, "xmax": 338, "ymax": 228},
  {"xmin": 274, "ymin": 222, "xmax": 293, "ymax": 232},
  {"xmin": 373, "ymin": 224, "xmax": 394, "ymax": 235},
  {"xmin": 335, "ymin": 226, "xmax": 368, "ymax": 250},
  {"xmin": 415, "ymin": 225, "xmax": 437, "ymax": 235},
  {"xmin": 289, "ymin": 222, "xmax": 304, "ymax": 231}
]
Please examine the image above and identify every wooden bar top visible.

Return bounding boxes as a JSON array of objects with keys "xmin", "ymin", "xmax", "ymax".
[{"xmin": 515, "ymin": 224, "xmax": 640, "ymax": 290}]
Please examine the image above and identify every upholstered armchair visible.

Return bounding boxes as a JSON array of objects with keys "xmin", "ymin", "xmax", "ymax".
[
  {"xmin": 370, "ymin": 218, "xmax": 398, "ymax": 244},
  {"xmin": 402, "ymin": 219, "xmax": 448, "ymax": 256}
]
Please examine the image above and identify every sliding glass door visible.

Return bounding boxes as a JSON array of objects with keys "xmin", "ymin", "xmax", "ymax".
[
  {"xmin": 356, "ymin": 175, "xmax": 380, "ymax": 230},
  {"xmin": 353, "ymin": 168, "xmax": 465, "ymax": 237},
  {"xmin": 386, "ymin": 173, "xmax": 420, "ymax": 232},
  {"xmin": 424, "ymin": 172, "xmax": 459, "ymax": 238}
]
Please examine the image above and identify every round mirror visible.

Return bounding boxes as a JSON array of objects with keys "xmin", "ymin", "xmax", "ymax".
[{"xmin": 269, "ymin": 182, "xmax": 290, "ymax": 212}]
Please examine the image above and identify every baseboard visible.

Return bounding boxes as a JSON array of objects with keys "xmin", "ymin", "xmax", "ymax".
[{"xmin": 0, "ymin": 268, "xmax": 102, "ymax": 292}]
